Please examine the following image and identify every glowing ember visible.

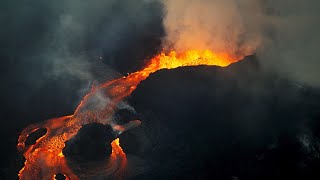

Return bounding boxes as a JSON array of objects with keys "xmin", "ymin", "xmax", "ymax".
[
  {"xmin": 111, "ymin": 138, "xmax": 126, "ymax": 159},
  {"xmin": 148, "ymin": 49, "xmax": 238, "ymax": 70},
  {"xmin": 17, "ymin": 50, "xmax": 242, "ymax": 179},
  {"xmin": 110, "ymin": 138, "xmax": 127, "ymax": 174}
]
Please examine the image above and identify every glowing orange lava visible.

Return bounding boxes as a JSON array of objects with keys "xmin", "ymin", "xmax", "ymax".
[{"xmin": 17, "ymin": 50, "xmax": 242, "ymax": 179}]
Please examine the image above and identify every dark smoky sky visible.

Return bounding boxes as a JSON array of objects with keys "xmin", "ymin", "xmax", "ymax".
[
  {"xmin": 0, "ymin": 0, "xmax": 319, "ymax": 118},
  {"xmin": 1, "ymin": 0, "xmax": 319, "ymax": 114},
  {"xmin": 0, "ymin": 0, "xmax": 164, "ymax": 125}
]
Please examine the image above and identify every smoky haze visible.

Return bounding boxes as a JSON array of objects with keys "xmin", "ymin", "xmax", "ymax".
[
  {"xmin": 0, "ymin": 0, "xmax": 164, "ymax": 114},
  {"xmin": 2, "ymin": 0, "xmax": 319, "ymax": 92},
  {"xmin": 162, "ymin": 0, "xmax": 260, "ymax": 57},
  {"xmin": 161, "ymin": 0, "xmax": 320, "ymax": 87}
]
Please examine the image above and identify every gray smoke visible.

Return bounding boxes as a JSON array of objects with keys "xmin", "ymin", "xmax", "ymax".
[
  {"xmin": 0, "ymin": 0, "xmax": 163, "ymax": 109},
  {"xmin": 162, "ymin": 0, "xmax": 261, "ymax": 57},
  {"xmin": 254, "ymin": 0, "xmax": 320, "ymax": 88},
  {"xmin": 40, "ymin": 0, "xmax": 159, "ymax": 82},
  {"xmin": 161, "ymin": 0, "xmax": 320, "ymax": 87}
]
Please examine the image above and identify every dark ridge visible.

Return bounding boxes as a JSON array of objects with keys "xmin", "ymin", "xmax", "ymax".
[
  {"xmin": 101, "ymin": 1, "xmax": 165, "ymax": 74},
  {"xmin": 113, "ymin": 109, "xmax": 140, "ymax": 125},
  {"xmin": 25, "ymin": 128, "xmax": 47, "ymax": 146},
  {"xmin": 122, "ymin": 56, "xmax": 320, "ymax": 179},
  {"xmin": 119, "ymin": 125, "xmax": 147, "ymax": 155},
  {"xmin": 63, "ymin": 123, "xmax": 115, "ymax": 163}
]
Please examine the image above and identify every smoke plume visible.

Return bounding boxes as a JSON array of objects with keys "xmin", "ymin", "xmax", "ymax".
[
  {"xmin": 161, "ymin": 0, "xmax": 320, "ymax": 87},
  {"xmin": 0, "ymin": 0, "xmax": 164, "ymax": 113},
  {"xmin": 161, "ymin": 0, "xmax": 261, "ymax": 58}
]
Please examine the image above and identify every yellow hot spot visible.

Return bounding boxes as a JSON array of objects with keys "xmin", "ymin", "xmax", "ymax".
[{"xmin": 147, "ymin": 49, "xmax": 238, "ymax": 72}]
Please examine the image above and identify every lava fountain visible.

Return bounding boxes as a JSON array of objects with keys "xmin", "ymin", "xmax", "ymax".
[{"xmin": 17, "ymin": 49, "xmax": 242, "ymax": 179}]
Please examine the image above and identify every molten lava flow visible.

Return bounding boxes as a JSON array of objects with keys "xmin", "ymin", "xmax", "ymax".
[
  {"xmin": 110, "ymin": 138, "xmax": 126, "ymax": 160},
  {"xmin": 17, "ymin": 49, "xmax": 241, "ymax": 179},
  {"xmin": 128, "ymin": 49, "xmax": 239, "ymax": 81},
  {"xmin": 110, "ymin": 138, "xmax": 127, "ymax": 175},
  {"xmin": 147, "ymin": 49, "xmax": 239, "ymax": 70}
]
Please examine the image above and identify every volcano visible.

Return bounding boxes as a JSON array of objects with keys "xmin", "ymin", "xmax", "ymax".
[
  {"xmin": 13, "ymin": 54, "xmax": 320, "ymax": 179},
  {"xmin": 124, "ymin": 55, "xmax": 320, "ymax": 179},
  {"xmin": 16, "ymin": 50, "xmax": 244, "ymax": 179},
  {"xmin": 2, "ymin": 1, "xmax": 320, "ymax": 179}
]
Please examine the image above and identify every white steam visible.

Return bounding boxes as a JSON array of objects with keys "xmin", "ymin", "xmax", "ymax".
[
  {"xmin": 162, "ymin": 0, "xmax": 261, "ymax": 57},
  {"xmin": 161, "ymin": 0, "xmax": 320, "ymax": 87}
]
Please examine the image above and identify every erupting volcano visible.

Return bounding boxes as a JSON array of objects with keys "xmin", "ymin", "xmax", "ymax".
[{"xmin": 17, "ymin": 49, "xmax": 243, "ymax": 179}]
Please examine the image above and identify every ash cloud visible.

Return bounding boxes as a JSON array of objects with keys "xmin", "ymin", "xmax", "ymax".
[
  {"xmin": 33, "ymin": 0, "xmax": 163, "ymax": 82},
  {"xmin": 0, "ymin": 0, "xmax": 164, "ymax": 113},
  {"xmin": 161, "ymin": 0, "xmax": 320, "ymax": 87},
  {"xmin": 161, "ymin": 0, "xmax": 261, "ymax": 57},
  {"xmin": 254, "ymin": 0, "xmax": 320, "ymax": 88}
]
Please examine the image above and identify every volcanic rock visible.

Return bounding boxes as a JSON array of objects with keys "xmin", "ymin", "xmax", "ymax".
[
  {"xmin": 119, "ymin": 55, "xmax": 320, "ymax": 179},
  {"xmin": 63, "ymin": 123, "xmax": 116, "ymax": 163}
]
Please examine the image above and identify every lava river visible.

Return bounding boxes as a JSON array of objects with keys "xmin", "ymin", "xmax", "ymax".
[{"xmin": 17, "ymin": 49, "xmax": 242, "ymax": 179}]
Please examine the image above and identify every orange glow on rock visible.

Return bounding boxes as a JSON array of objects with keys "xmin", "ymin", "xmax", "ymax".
[
  {"xmin": 147, "ymin": 49, "xmax": 238, "ymax": 70},
  {"xmin": 111, "ymin": 138, "xmax": 126, "ymax": 158},
  {"xmin": 110, "ymin": 138, "xmax": 127, "ymax": 173},
  {"xmin": 17, "ymin": 49, "xmax": 241, "ymax": 179}
]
